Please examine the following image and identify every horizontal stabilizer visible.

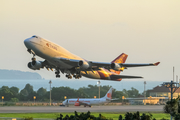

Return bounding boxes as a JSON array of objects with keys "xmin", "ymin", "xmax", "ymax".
[
  {"xmin": 111, "ymin": 98, "xmax": 119, "ymax": 100},
  {"xmin": 111, "ymin": 75, "xmax": 143, "ymax": 79}
]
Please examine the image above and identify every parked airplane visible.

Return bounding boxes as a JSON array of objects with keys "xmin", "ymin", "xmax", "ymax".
[
  {"xmin": 24, "ymin": 35, "xmax": 160, "ymax": 81},
  {"xmin": 62, "ymin": 87, "xmax": 115, "ymax": 107}
]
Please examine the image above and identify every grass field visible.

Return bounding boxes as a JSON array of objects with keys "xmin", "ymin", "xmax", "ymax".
[{"xmin": 0, "ymin": 112, "xmax": 170, "ymax": 120}]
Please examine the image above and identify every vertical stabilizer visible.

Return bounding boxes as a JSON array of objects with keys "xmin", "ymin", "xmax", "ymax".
[
  {"xmin": 110, "ymin": 53, "xmax": 128, "ymax": 74},
  {"xmin": 103, "ymin": 87, "xmax": 113, "ymax": 100}
]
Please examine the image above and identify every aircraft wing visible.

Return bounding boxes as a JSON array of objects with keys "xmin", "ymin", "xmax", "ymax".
[
  {"xmin": 59, "ymin": 57, "xmax": 160, "ymax": 70},
  {"xmin": 120, "ymin": 62, "xmax": 160, "ymax": 67},
  {"xmin": 110, "ymin": 75, "xmax": 143, "ymax": 79},
  {"xmin": 79, "ymin": 101, "xmax": 91, "ymax": 106},
  {"xmin": 90, "ymin": 62, "xmax": 160, "ymax": 68}
]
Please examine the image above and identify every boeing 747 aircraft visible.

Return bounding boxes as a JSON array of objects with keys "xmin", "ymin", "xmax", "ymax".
[
  {"xmin": 62, "ymin": 87, "xmax": 115, "ymax": 107},
  {"xmin": 24, "ymin": 35, "xmax": 160, "ymax": 81}
]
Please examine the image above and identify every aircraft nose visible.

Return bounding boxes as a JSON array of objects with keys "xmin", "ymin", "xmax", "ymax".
[
  {"xmin": 62, "ymin": 100, "xmax": 67, "ymax": 105},
  {"xmin": 24, "ymin": 38, "xmax": 33, "ymax": 49},
  {"xmin": 24, "ymin": 38, "xmax": 30, "ymax": 46},
  {"xmin": 62, "ymin": 101, "xmax": 66, "ymax": 105}
]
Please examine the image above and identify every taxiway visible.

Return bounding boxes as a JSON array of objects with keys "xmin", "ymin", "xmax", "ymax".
[{"xmin": 0, "ymin": 105, "xmax": 163, "ymax": 113}]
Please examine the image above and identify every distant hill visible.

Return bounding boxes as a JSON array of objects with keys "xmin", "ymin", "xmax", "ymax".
[{"xmin": 0, "ymin": 69, "xmax": 42, "ymax": 79}]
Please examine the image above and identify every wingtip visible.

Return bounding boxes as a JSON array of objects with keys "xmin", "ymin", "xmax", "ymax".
[{"xmin": 154, "ymin": 62, "xmax": 160, "ymax": 66}]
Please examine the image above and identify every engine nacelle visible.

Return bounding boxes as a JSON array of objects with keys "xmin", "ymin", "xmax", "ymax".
[
  {"xmin": 78, "ymin": 60, "xmax": 90, "ymax": 69},
  {"xmin": 111, "ymin": 63, "xmax": 122, "ymax": 71},
  {"xmin": 74, "ymin": 102, "xmax": 80, "ymax": 106},
  {"xmin": 28, "ymin": 61, "xmax": 43, "ymax": 70}
]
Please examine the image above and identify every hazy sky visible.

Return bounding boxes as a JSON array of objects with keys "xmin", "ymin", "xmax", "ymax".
[{"xmin": 1, "ymin": 0, "xmax": 180, "ymax": 83}]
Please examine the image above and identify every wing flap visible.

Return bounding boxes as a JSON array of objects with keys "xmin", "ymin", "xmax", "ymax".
[
  {"xmin": 59, "ymin": 58, "xmax": 80, "ymax": 67},
  {"xmin": 90, "ymin": 62, "xmax": 111, "ymax": 68}
]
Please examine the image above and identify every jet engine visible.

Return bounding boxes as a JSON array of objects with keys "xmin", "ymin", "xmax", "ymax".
[
  {"xmin": 74, "ymin": 101, "xmax": 80, "ymax": 106},
  {"xmin": 111, "ymin": 63, "xmax": 122, "ymax": 71},
  {"xmin": 28, "ymin": 61, "xmax": 43, "ymax": 70},
  {"xmin": 78, "ymin": 60, "xmax": 90, "ymax": 69}
]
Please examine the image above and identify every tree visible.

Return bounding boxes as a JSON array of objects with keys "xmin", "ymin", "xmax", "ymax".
[
  {"xmin": 37, "ymin": 87, "xmax": 47, "ymax": 101},
  {"xmin": 114, "ymin": 91, "xmax": 127, "ymax": 100},
  {"xmin": 78, "ymin": 85, "xmax": 112, "ymax": 98},
  {"xmin": 19, "ymin": 89, "xmax": 28, "ymax": 101},
  {"xmin": 123, "ymin": 87, "xmax": 140, "ymax": 98},
  {"xmin": 10, "ymin": 98, "xmax": 19, "ymax": 102},
  {"xmin": 10, "ymin": 86, "xmax": 19, "ymax": 98},
  {"xmin": 76, "ymin": 89, "xmax": 88, "ymax": 98},
  {"xmin": 0, "ymin": 86, "xmax": 13, "ymax": 101},
  {"xmin": 164, "ymin": 96, "xmax": 180, "ymax": 117},
  {"xmin": 24, "ymin": 84, "xmax": 33, "ymax": 94},
  {"xmin": 142, "ymin": 90, "xmax": 150, "ymax": 97},
  {"xmin": 51, "ymin": 87, "xmax": 77, "ymax": 101},
  {"xmin": 19, "ymin": 83, "xmax": 36, "ymax": 101}
]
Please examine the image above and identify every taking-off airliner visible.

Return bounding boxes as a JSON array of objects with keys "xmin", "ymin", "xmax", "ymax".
[{"xmin": 24, "ymin": 35, "xmax": 160, "ymax": 81}]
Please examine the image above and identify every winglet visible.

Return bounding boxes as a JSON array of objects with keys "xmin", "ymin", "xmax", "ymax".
[{"xmin": 154, "ymin": 62, "xmax": 160, "ymax": 66}]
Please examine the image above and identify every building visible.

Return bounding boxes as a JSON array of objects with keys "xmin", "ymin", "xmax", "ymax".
[
  {"xmin": 126, "ymin": 85, "xmax": 180, "ymax": 105},
  {"xmin": 148, "ymin": 85, "xmax": 180, "ymax": 99}
]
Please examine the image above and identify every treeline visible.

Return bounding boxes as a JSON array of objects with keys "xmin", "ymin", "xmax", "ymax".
[{"xmin": 0, "ymin": 84, "xmax": 142, "ymax": 102}]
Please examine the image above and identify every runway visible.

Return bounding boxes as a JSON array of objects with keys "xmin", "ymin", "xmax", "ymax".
[{"xmin": 0, "ymin": 105, "xmax": 164, "ymax": 113}]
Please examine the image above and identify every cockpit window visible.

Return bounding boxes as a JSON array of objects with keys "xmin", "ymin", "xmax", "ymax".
[{"xmin": 32, "ymin": 35, "xmax": 38, "ymax": 38}]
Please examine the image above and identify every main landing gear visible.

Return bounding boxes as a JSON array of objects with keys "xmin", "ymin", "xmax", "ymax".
[
  {"xmin": 65, "ymin": 73, "xmax": 82, "ymax": 79},
  {"xmin": 66, "ymin": 74, "xmax": 72, "ymax": 79},
  {"xmin": 55, "ymin": 70, "xmax": 60, "ymax": 78},
  {"xmin": 31, "ymin": 54, "xmax": 36, "ymax": 66},
  {"xmin": 73, "ymin": 74, "xmax": 82, "ymax": 79},
  {"xmin": 32, "ymin": 57, "xmax": 36, "ymax": 61},
  {"xmin": 73, "ymin": 71, "xmax": 82, "ymax": 79}
]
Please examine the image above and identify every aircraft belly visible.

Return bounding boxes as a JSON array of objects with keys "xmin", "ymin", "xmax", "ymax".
[
  {"xmin": 81, "ymin": 70, "xmax": 111, "ymax": 80},
  {"xmin": 81, "ymin": 71, "xmax": 101, "ymax": 79}
]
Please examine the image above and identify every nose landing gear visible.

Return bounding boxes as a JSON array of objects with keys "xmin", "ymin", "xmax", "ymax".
[{"xmin": 32, "ymin": 57, "xmax": 36, "ymax": 61}]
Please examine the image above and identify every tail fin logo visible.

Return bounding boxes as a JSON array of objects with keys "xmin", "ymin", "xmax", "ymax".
[
  {"xmin": 114, "ymin": 58, "xmax": 123, "ymax": 64},
  {"xmin": 107, "ymin": 93, "xmax": 112, "ymax": 99},
  {"xmin": 111, "ymin": 53, "xmax": 128, "ymax": 64}
]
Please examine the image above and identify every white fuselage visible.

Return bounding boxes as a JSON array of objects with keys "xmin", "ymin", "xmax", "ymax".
[
  {"xmin": 63, "ymin": 98, "xmax": 109, "ymax": 106},
  {"xmin": 62, "ymin": 87, "xmax": 113, "ymax": 106}
]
